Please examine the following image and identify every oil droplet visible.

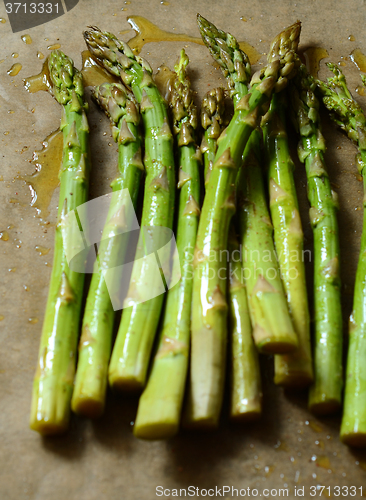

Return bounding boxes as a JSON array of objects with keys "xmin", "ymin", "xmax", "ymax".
[
  {"xmin": 237, "ymin": 41, "xmax": 261, "ymax": 65},
  {"xmin": 0, "ymin": 231, "xmax": 9, "ymax": 241},
  {"xmin": 0, "ymin": 176, "xmax": 3, "ymax": 181},
  {"xmin": 264, "ymin": 465, "xmax": 274, "ymax": 477},
  {"xmin": 37, "ymin": 51, "xmax": 44, "ymax": 60},
  {"xmin": 8, "ymin": 268, "xmax": 16, "ymax": 272},
  {"xmin": 20, "ymin": 129, "xmax": 62, "ymax": 218},
  {"xmin": 21, "ymin": 34, "xmax": 32, "ymax": 44},
  {"xmin": 35, "ymin": 245, "xmax": 50, "ymax": 256},
  {"xmin": 28, "ymin": 317, "xmax": 39, "ymax": 324},
  {"xmin": 339, "ymin": 61, "xmax": 346, "ymax": 67},
  {"xmin": 0, "ymin": 18, "xmax": 6, "ymax": 23},
  {"xmin": 308, "ymin": 420, "xmax": 323, "ymax": 433},
  {"xmin": 81, "ymin": 50, "xmax": 119, "ymax": 87},
  {"xmin": 240, "ymin": 16, "xmax": 247, "ymax": 21},
  {"xmin": 125, "ymin": 1, "xmax": 131, "ymax": 3},
  {"xmin": 8, "ymin": 110, "xmax": 14, "ymax": 114},
  {"xmin": 12, "ymin": 52, "xmax": 19, "ymax": 58},
  {"xmin": 302, "ymin": 47, "xmax": 329, "ymax": 78},
  {"xmin": 0, "ymin": 315, "xmax": 4, "ymax": 321},
  {"xmin": 274, "ymin": 440, "xmax": 290, "ymax": 451},
  {"xmin": 356, "ymin": 85, "xmax": 366, "ymax": 96},
  {"xmin": 350, "ymin": 48, "xmax": 366, "ymax": 72},
  {"xmin": 348, "ymin": 34, "xmax": 355, "ymax": 41},
  {"xmin": 4, "ymin": 131, "xmax": 9, "ymax": 135},
  {"xmin": 315, "ymin": 439, "xmax": 325, "ymax": 449},
  {"xmin": 24, "ymin": 58, "xmax": 52, "ymax": 93},
  {"xmin": 160, "ymin": 1, "xmax": 170, "ymax": 4},
  {"xmin": 316, "ymin": 455, "xmax": 332, "ymax": 471},
  {"xmin": 0, "ymin": 59, "xmax": 4, "ymax": 64},
  {"xmin": 47, "ymin": 43, "xmax": 61, "ymax": 50},
  {"xmin": 126, "ymin": 15, "xmax": 261, "ymax": 63},
  {"xmin": 7, "ymin": 63, "xmax": 22, "ymax": 76}
]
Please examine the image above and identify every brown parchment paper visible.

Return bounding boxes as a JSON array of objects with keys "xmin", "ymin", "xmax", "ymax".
[{"xmin": 1, "ymin": 1, "xmax": 366, "ymax": 499}]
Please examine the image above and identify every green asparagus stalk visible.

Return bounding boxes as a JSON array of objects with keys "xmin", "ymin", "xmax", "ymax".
[
  {"xmin": 134, "ymin": 50, "xmax": 201, "ymax": 439},
  {"xmin": 237, "ymin": 128, "xmax": 296, "ymax": 352},
  {"xmin": 228, "ymin": 228, "xmax": 262, "ymax": 420},
  {"xmin": 262, "ymin": 91, "xmax": 313, "ymax": 387},
  {"xmin": 71, "ymin": 83, "xmax": 143, "ymax": 418},
  {"xmin": 200, "ymin": 87, "xmax": 226, "ymax": 187},
  {"xmin": 199, "ymin": 73, "xmax": 262, "ymax": 420},
  {"xmin": 185, "ymin": 17, "xmax": 301, "ymax": 428},
  {"xmin": 30, "ymin": 50, "xmax": 91, "ymax": 434},
  {"xmin": 317, "ymin": 64, "xmax": 366, "ymax": 445},
  {"xmin": 291, "ymin": 63, "xmax": 342, "ymax": 413},
  {"xmin": 84, "ymin": 28, "xmax": 176, "ymax": 390}
]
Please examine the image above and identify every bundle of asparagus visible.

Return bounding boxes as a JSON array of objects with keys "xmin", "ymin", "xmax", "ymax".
[{"xmin": 28, "ymin": 15, "xmax": 366, "ymax": 448}]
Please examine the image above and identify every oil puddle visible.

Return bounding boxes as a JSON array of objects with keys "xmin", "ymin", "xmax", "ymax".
[
  {"xmin": 23, "ymin": 58, "xmax": 52, "ymax": 93},
  {"xmin": 125, "ymin": 15, "xmax": 262, "ymax": 64},
  {"xmin": 301, "ymin": 47, "xmax": 329, "ymax": 78},
  {"xmin": 19, "ymin": 130, "xmax": 62, "ymax": 219},
  {"xmin": 81, "ymin": 50, "xmax": 119, "ymax": 87}
]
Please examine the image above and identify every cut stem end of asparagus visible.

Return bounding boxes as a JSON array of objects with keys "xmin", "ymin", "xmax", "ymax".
[
  {"xmin": 230, "ymin": 399, "xmax": 262, "ymax": 422},
  {"xmin": 274, "ymin": 371, "xmax": 314, "ymax": 388},
  {"xmin": 309, "ymin": 399, "xmax": 342, "ymax": 417},
  {"xmin": 256, "ymin": 339, "xmax": 298, "ymax": 355},
  {"xmin": 109, "ymin": 374, "xmax": 144, "ymax": 392},
  {"xmin": 133, "ymin": 422, "xmax": 179, "ymax": 440},
  {"xmin": 71, "ymin": 396, "xmax": 105, "ymax": 419},
  {"xmin": 340, "ymin": 431, "xmax": 366, "ymax": 448}
]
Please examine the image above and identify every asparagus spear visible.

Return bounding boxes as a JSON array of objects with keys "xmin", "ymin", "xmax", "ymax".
[
  {"xmin": 197, "ymin": 14, "xmax": 250, "ymax": 102},
  {"xmin": 185, "ymin": 17, "xmax": 301, "ymax": 428},
  {"xmin": 84, "ymin": 28, "xmax": 176, "ymax": 390},
  {"xmin": 317, "ymin": 64, "xmax": 366, "ymax": 445},
  {"xmin": 237, "ymin": 129, "xmax": 296, "ymax": 351},
  {"xmin": 30, "ymin": 50, "xmax": 91, "ymax": 434},
  {"xmin": 200, "ymin": 76, "xmax": 262, "ymax": 419},
  {"xmin": 134, "ymin": 50, "xmax": 200, "ymax": 439},
  {"xmin": 291, "ymin": 63, "xmax": 342, "ymax": 413},
  {"xmin": 262, "ymin": 91, "xmax": 313, "ymax": 387},
  {"xmin": 228, "ymin": 228, "xmax": 262, "ymax": 420},
  {"xmin": 200, "ymin": 87, "xmax": 226, "ymax": 187},
  {"xmin": 71, "ymin": 83, "xmax": 143, "ymax": 418}
]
